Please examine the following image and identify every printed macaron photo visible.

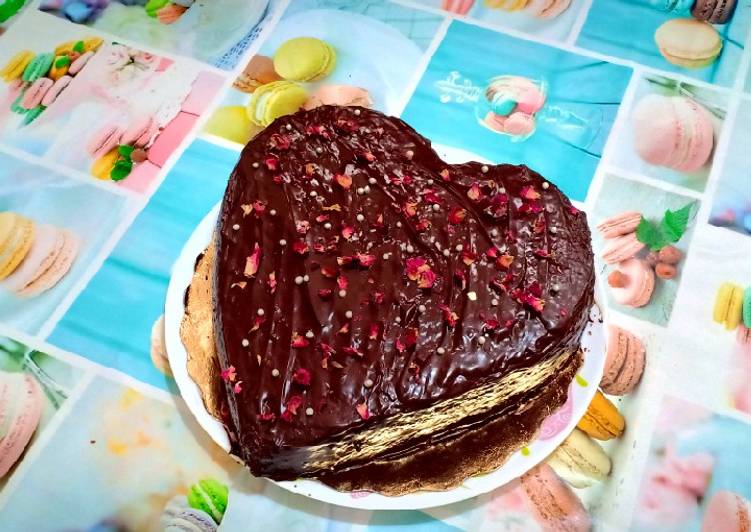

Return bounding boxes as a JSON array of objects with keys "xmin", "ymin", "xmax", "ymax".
[
  {"xmin": 415, "ymin": 0, "xmax": 588, "ymax": 42},
  {"xmin": 0, "ymin": 11, "xmax": 224, "ymax": 193},
  {"xmin": 611, "ymin": 74, "xmax": 726, "ymax": 193},
  {"xmin": 0, "ymin": 335, "xmax": 83, "ymax": 490},
  {"xmin": 632, "ymin": 396, "xmax": 751, "ymax": 531},
  {"xmin": 578, "ymin": 0, "xmax": 748, "ymax": 87},
  {"xmin": 203, "ymin": 0, "xmax": 443, "ymax": 147},
  {"xmin": 0, "ymin": 153, "xmax": 129, "ymax": 334},
  {"xmin": 36, "ymin": 0, "xmax": 275, "ymax": 70},
  {"xmin": 591, "ymin": 174, "xmax": 698, "ymax": 326},
  {"xmin": 709, "ymin": 98, "xmax": 751, "ymax": 237},
  {"xmin": 0, "ymin": 0, "xmax": 29, "ymax": 31}
]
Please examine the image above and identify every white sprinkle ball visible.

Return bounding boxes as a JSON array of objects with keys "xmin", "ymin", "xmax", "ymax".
[
  {"xmin": 286, "ymin": 124, "xmax": 292, "ymax": 131},
  {"xmin": 490, "ymin": 228, "xmax": 499, "ymax": 237},
  {"xmin": 295, "ymin": 276, "xmax": 304, "ymax": 285},
  {"xmin": 443, "ymin": 249, "xmax": 450, "ymax": 257},
  {"xmin": 305, "ymin": 330, "xmax": 314, "ymax": 339},
  {"xmin": 324, "ymin": 222, "xmax": 332, "ymax": 230},
  {"xmin": 270, "ymin": 209, "xmax": 277, "ymax": 216},
  {"xmin": 478, "ymin": 336, "xmax": 486, "ymax": 345},
  {"xmin": 310, "ymin": 191, "xmax": 317, "ymax": 197},
  {"xmin": 257, "ymin": 308, "xmax": 265, "ymax": 316},
  {"xmin": 357, "ymin": 187, "xmax": 365, "ymax": 195},
  {"xmin": 364, "ymin": 185, "xmax": 371, "ymax": 194},
  {"xmin": 396, "ymin": 221, "xmax": 402, "ymax": 228},
  {"xmin": 382, "ymin": 253, "xmax": 390, "ymax": 260},
  {"xmin": 364, "ymin": 378, "xmax": 374, "ymax": 388},
  {"xmin": 491, "ymin": 298, "xmax": 499, "ymax": 306},
  {"xmin": 345, "ymin": 310, "xmax": 353, "ymax": 319},
  {"xmin": 550, "ymin": 227, "xmax": 558, "ymax": 234},
  {"xmin": 552, "ymin": 284, "xmax": 561, "ymax": 292},
  {"xmin": 395, "ymin": 317, "xmax": 401, "ymax": 323},
  {"xmin": 316, "ymin": 147, "xmax": 323, "ymax": 154},
  {"xmin": 418, "ymin": 304, "xmax": 426, "ymax": 313},
  {"xmin": 232, "ymin": 224, "xmax": 240, "ymax": 231},
  {"xmin": 427, "ymin": 179, "xmax": 434, "ymax": 185},
  {"xmin": 252, "ymin": 162, "xmax": 259, "ymax": 168},
  {"xmin": 406, "ymin": 150, "xmax": 414, "ymax": 159},
  {"xmin": 306, "ymin": 407, "xmax": 314, "ymax": 416},
  {"xmin": 339, "ymin": 289, "xmax": 347, "ymax": 298},
  {"xmin": 437, "ymin": 347, "xmax": 446, "ymax": 355},
  {"xmin": 357, "ymin": 214, "xmax": 365, "ymax": 222},
  {"xmin": 279, "ymin": 239, "xmax": 287, "ymax": 246},
  {"xmin": 241, "ymin": 338, "xmax": 249, "ymax": 347},
  {"xmin": 272, "ymin": 369, "xmax": 280, "ymax": 377},
  {"xmin": 432, "ymin": 204, "xmax": 440, "ymax": 212},
  {"xmin": 406, "ymin": 245, "xmax": 414, "ymax": 253},
  {"xmin": 481, "ymin": 165, "xmax": 489, "ymax": 173},
  {"xmin": 354, "ymin": 109, "xmax": 361, "ymax": 116},
  {"xmin": 468, "ymin": 291, "xmax": 477, "ymax": 301},
  {"xmin": 542, "ymin": 182, "xmax": 550, "ymax": 189}
]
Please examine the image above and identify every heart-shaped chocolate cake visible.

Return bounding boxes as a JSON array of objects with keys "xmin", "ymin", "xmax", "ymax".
[{"xmin": 205, "ymin": 105, "xmax": 594, "ymax": 493}]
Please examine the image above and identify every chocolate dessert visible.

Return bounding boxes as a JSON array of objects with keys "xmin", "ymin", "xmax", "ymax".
[{"xmin": 192, "ymin": 106, "xmax": 594, "ymax": 492}]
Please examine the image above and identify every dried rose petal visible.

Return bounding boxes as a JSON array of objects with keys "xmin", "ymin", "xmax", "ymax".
[
  {"xmin": 375, "ymin": 214, "xmax": 384, "ymax": 227},
  {"xmin": 338, "ymin": 323, "xmax": 350, "ymax": 335},
  {"xmin": 321, "ymin": 265, "xmax": 338, "ymax": 278},
  {"xmin": 424, "ymin": 189, "xmax": 441, "ymax": 204},
  {"xmin": 291, "ymin": 332, "xmax": 309, "ymax": 348},
  {"xmin": 356, "ymin": 403, "xmax": 370, "ymax": 420},
  {"xmin": 520, "ymin": 186, "xmax": 541, "ymax": 200},
  {"xmin": 264, "ymin": 155, "xmax": 279, "ymax": 170},
  {"xmin": 318, "ymin": 288, "xmax": 333, "ymax": 299},
  {"xmin": 461, "ymin": 251, "xmax": 476, "ymax": 265},
  {"xmin": 258, "ymin": 412, "xmax": 275, "ymax": 422},
  {"xmin": 417, "ymin": 269, "xmax": 436, "ymax": 289},
  {"xmin": 372, "ymin": 291, "xmax": 384, "ymax": 304},
  {"xmin": 293, "ymin": 240, "xmax": 309, "ymax": 255},
  {"xmin": 244, "ymin": 243, "xmax": 262, "ymax": 277},
  {"xmin": 221, "ymin": 365, "xmax": 237, "ymax": 382},
  {"xmin": 439, "ymin": 304, "xmax": 458, "ymax": 327},
  {"xmin": 448, "ymin": 207, "xmax": 467, "ymax": 224},
  {"xmin": 369, "ymin": 323, "xmax": 380, "ymax": 340},
  {"xmin": 486, "ymin": 247, "xmax": 499, "ymax": 259},
  {"xmin": 483, "ymin": 318, "xmax": 500, "ymax": 331},
  {"xmin": 342, "ymin": 346, "xmax": 363, "ymax": 357},
  {"xmin": 405, "ymin": 257, "xmax": 427, "ymax": 281},
  {"xmin": 335, "ymin": 174, "xmax": 352, "ymax": 189},
  {"xmin": 316, "ymin": 214, "xmax": 330, "ymax": 223},
  {"xmin": 440, "ymin": 169, "xmax": 450, "ymax": 181},
  {"xmin": 341, "ymin": 225, "xmax": 355, "ymax": 240},
  {"xmin": 252, "ymin": 200, "xmax": 266, "ymax": 216},
  {"xmin": 403, "ymin": 202, "xmax": 418, "ymax": 217},
  {"xmin": 233, "ymin": 381, "xmax": 243, "ymax": 394},
  {"xmin": 533, "ymin": 215, "xmax": 546, "ymax": 234},
  {"xmin": 534, "ymin": 249, "xmax": 550, "ymax": 258},
  {"xmin": 293, "ymin": 368, "xmax": 311, "ymax": 386},
  {"xmin": 337, "ymin": 275, "xmax": 349, "ymax": 291},
  {"xmin": 250, "ymin": 315, "xmax": 266, "ymax": 332},
  {"xmin": 415, "ymin": 218, "xmax": 431, "ymax": 232},
  {"xmin": 319, "ymin": 342, "xmax": 336, "ymax": 356},
  {"xmin": 282, "ymin": 395, "xmax": 304, "ymax": 421},
  {"xmin": 454, "ymin": 269, "xmax": 467, "ymax": 289},
  {"xmin": 497, "ymin": 254, "xmax": 514, "ymax": 269},
  {"xmin": 467, "ymin": 183, "xmax": 483, "ymax": 201},
  {"xmin": 268, "ymin": 133, "xmax": 290, "ymax": 150},
  {"xmin": 356, "ymin": 253, "xmax": 376, "ymax": 267}
]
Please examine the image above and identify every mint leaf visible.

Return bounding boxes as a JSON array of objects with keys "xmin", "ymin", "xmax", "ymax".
[
  {"xmin": 661, "ymin": 203, "xmax": 693, "ymax": 243},
  {"xmin": 635, "ymin": 216, "xmax": 666, "ymax": 251},
  {"xmin": 55, "ymin": 56, "xmax": 71, "ymax": 69},
  {"xmin": 110, "ymin": 159, "xmax": 133, "ymax": 181},
  {"xmin": 118, "ymin": 144, "xmax": 134, "ymax": 159}
]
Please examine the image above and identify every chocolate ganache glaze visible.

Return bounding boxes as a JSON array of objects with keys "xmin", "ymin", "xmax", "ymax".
[{"xmin": 214, "ymin": 105, "xmax": 594, "ymax": 482}]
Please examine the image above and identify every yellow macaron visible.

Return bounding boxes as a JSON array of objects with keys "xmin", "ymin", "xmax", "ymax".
[
  {"xmin": 0, "ymin": 212, "xmax": 36, "ymax": 280},
  {"xmin": 1, "ymin": 50, "xmax": 35, "ymax": 83},
  {"xmin": 273, "ymin": 37, "xmax": 336, "ymax": 82},
  {"xmin": 91, "ymin": 149, "xmax": 120, "ymax": 180},
  {"xmin": 714, "ymin": 282, "xmax": 744, "ymax": 330},
  {"xmin": 246, "ymin": 80, "xmax": 308, "ymax": 127}
]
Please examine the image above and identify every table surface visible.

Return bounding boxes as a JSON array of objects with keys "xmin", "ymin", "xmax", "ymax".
[{"xmin": 0, "ymin": 0, "xmax": 750, "ymax": 531}]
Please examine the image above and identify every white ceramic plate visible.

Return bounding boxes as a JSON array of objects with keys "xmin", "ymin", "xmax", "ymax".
[{"xmin": 165, "ymin": 147, "xmax": 607, "ymax": 510}]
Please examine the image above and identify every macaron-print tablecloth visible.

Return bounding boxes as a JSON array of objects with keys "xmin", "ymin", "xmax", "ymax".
[{"xmin": 1, "ymin": 0, "xmax": 751, "ymax": 530}]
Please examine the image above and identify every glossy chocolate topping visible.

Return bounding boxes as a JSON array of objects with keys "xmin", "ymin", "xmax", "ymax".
[{"xmin": 214, "ymin": 106, "xmax": 594, "ymax": 478}]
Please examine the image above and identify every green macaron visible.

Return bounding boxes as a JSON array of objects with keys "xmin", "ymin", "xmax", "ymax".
[
  {"xmin": 22, "ymin": 53, "xmax": 54, "ymax": 83},
  {"xmin": 246, "ymin": 80, "xmax": 308, "ymax": 127},
  {"xmin": 186, "ymin": 478, "xmax": 228, "ymax": 524},
  {"xmin": 743, "ymin": 287, "xmax": 751, "ymax": 328},
  {"xmin": 22, "ymin": 105, "xmax": 45, "ymax": 125},
  {"xmin": 273, "ymin": 37, "xmax": 336, "ymax": 82}
]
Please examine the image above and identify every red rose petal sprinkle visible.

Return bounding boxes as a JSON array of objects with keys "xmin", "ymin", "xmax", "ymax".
[
  {"xmin": 293, "ymin": 368, "xmax": 311, "ymax": 386},
  {"xmin": 291, "ymin": 332, "xmax": 309, "ymax": 348},
  {"xmin": 369, "ymin": 323, "xmax": 380, "ymax": 340},
  {"xmin": 220, "ymin": 365, "xmax": 237, "ymax": 382},
  {"xmin": 439, "ymin": 304, "xmax": 459, "ymax": 327},
  {"xmin": 448, "ymin": 207, "xmax": 467, "ymax": 224},
  {"xmin": 293, "ymin": 240, "xmax": 309, "ymax": 255},
  {"xmin": 335, "ymin": 174, "xmax": 352, "ymax": 189},
  {"xmin": 244, "ymin": 243, "xmax": 262, "ymax": 278},
  {"xmin": 520, "ymin": 186, "xmax": 541, "ymax": 200},
  {"xmin": 356, "ymin": 403, "xmax": 370, "ymax": 420},
  {"xmin": 467, "ymin": 183, "xmax": 483, "ymax": 201},
  {"xmin": 341, "ymin": 225, "xmax": 355, "ymax": 240}
]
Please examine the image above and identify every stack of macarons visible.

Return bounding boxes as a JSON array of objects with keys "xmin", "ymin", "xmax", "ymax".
[
  {"xmin": 0, "ymin": 371, "xmax": 43, "ymax": 479},
  {"xmin": 701, "ymin": 491, "xmax": 751, "ymax": 531},
  {"xmin": 652, "ymin": 0, "xmax": 737, "ymax": 24},
  {"xmin": 160, "ymin": 479, "xmax": 228, "ymax": 531},
  {"xmin": 713, "ymin": 282, "xmax": 751, "ymax": 345},
  {"xmin": 480, "ymin": 75, "xmax": 546, "ymax": 140},
  {"xmin": 146, "ymin": 0, "xmax": 195, "ymax": 24},
  {"xmin": 479, "ymin": 0, "xmax": 572, "ymax": 18},
  {"xmin": 632, "ymin": 94, "xmax": 715, "ymax": 173},
  {"xmin": 655, "ymin": 18, "xmax": 723, "ymax": 69},
  {"xmin": 0, "ymin": 37, "xmax": 103, "ymax": 126},
  {"xmin": 0, "ymin": 211, "xmax": 81, "ymax": 297},
  {"xmin": 598, "ymin": 210, "xmax": 685, "ymax": 308}
]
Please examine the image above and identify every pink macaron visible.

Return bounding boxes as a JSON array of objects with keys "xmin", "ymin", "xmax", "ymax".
[
  {"xmin": 632, "ymin": 94, "xmax": 714, "ymax": 173},
  {"xmin": 41, "ymin": 75, "xmax": 72, "ymax": 107},
  {"xmin": 610, "ymin": 258, "xmax": 655, "ymax": 308},
  {"xmin": 18, "ymin": 230, "xmax": 80, "ymax": 297},
  {"xmin": 504, "ymin": 111, "xmax": 537, "ymax": 136},
  {"xmin": 120, "ymin": 116, "xmax": 156, "ymax": 147},
  {"xmin": 87, "ymin": 123, "xmax": 123, "ymax": 159},
  {"xmin": 701, "ymin": 491, "xmax": 751, "ymax": 532},
  {"xmin": 441, "ymin": 0, "xmax": 475, "ymax": 14},
  {"xmin": 68, "ymin": 50, "xmax": 94, "ymax": 76},
  {"xmin": 1, "ymin": 224, "xmax": 63, "ymax": 294},
  {"xmin": 737, "ymin": 324, "xmax": 751, "ymax": 346},
  {"xmin": 303, "ymin": 85, "xmax": 374, "ymax": 111},
  {"xmin": 600, "ymin": 325, "xmax": 646, "ymax": 395},
  {"xmin": 21, "ymin": 78, "xmax": 53, "ymax": 110},
  {"xmin": 0, "ymin": 372, "xmax": 44, "ymax": 479},
  {"xmin": 601, "ymin": 232, "xmax": 645, "ymax": 264},
  {"xmin": 597, "ymin": 211, "xmax": 642, "ymax": 239},
  {"xmin": 527, "ymin": 0, "xmax": 572, "ymax": 18},
  {"xmin": 521, "ymin": 463, "xmax": 591, "ymax": 532}
]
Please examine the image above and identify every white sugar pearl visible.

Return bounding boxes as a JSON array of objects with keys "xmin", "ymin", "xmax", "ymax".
[
  {"xmin": 357, "ymin": 214, "xmax": 365, "ymax": 222},
  {"xmin": 345, "ymin": 310, "xmax": 353, "ymax": 319},
  {"xmin": 382, "ymin": 253, "xmax": 390, "ymax": 260},
  {"xmin": 550, "ymin": 227, "xmax": 558, "ymax": 234},
  {"xmin": 427, "ymin": 179, "xmax": 434, "ymax": 185},
  {"xmin": 490, "ymin": 229, "xmax": 499, "ymax": 237},
  {"xmin": 432, "ymin": 204, "xmax": 440, "ymax": 212},
  {"xmin": 295, "ymin": 276, "xmax": 304, "ymax": 285},
  {"xmin": 418, "ymin": 304, "xmax": 426, "ymax": 313},
  {"xmin": 368, "ymin": 178, "xmax": 377, "ymax": 185},
  {"xmin": 354, "ymin": 109, "xmax": 361, "ymax": 116},
  {"xmin": 552, "ymin": 284, "xmax": 561, "ymax": 292},
  {"xmin": 443, "ymin": 249, "xmax": 450, "ymax": 257},
  {"xmin": 357, "ymin": 187, "xmax": 365, "ymax": 195},
  {"xmin": 324, "ymin": 222, "xmax": 332, "ymax": 230},
  {"xmin": 468, "ymin": 291, "xmax": 477, "ymax": 301},
  {"xmin": 270, "ymin": 209, "xmax": 277, "ymax": 216},
  {"xmin": 406, "ymin": 150, "xmax": 414, "ymax": 159},
  {"xmin": 252, "ymin": 162, "xmax": 259, "ymax": 168},
  {"xmin": 339, "ymin": 290, "xmax": 347, "ymax": 298},
  {"xmin": 232, "ymin": 224, "xmax": 240, "ymax": 231},
  {"xmin": 481, "ymin": 165, "xmax": 488, "ymax": 173},
  {"xmin": 542, "ymin": 182, "xmax": 550, "ymax": 189},
  {"xmin": 257, "ymin": 308, "xmax": 265, "ymax": 316},
  {"xmin": 437, "ymin": 347, "xmax": 446, "ymax": 355},
  {"xmin": 316, "ymin": 147, "xmax": 323, "ymax": 154},
  {"xmin": 279, "ymin": 239, "xmax": 287, "ymax": 246},
  {"xmin": 395, "ymin": 317, "xmax": 401, "ymax": 323},
  {"xmin": 305, "ymin": 330, "xmax": 314, "ymax": 339},
  {"xmin": 491, "ymin": 298, "xmax": 499, "ymax": 306},
  {"xmin": 286, "ymin": 124, "xmax": 292, "ymax": 130},
  {"xmin": 478, "ymin": 336, "xmax": 486, "ymax": 345},
  {"xmin": 306, "ymin": 407, "xmax": 314, "ymax": 416},
  {"xmin": 272, "ymin": 369, "xmax": 280, "ymax": 377},
  {"xmin": 241, "ymin": 338, "xmax": 249, "ymax": 347},
  {"xmin": 310, "ymin": 190, "xmax": 317, "ymax": 197},
  {"xmin": 303, "ymin": 275, "xmax": 310, "ymax": 282},
  {"xmin": 406, "ymin": 245, "xmax": 414, "ymax": 253},
  {"xmin": 364, "ymin": 378, "xmax": 374, "ymax": 388},
  {"xmin": 396, "ymin": 221, "xmax": 402, "ymax": 228},
  {"xmin": 455, "ymin": 244, "xmax": 463, "ymax": 252},
  {"xmin": 311, "ymin": 178, "xmax": 320, "ymax": 187},
  {"xmin": 364, "ymin": 185, "xmax": 371, "ymax": 194}
]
